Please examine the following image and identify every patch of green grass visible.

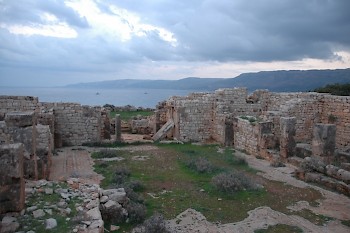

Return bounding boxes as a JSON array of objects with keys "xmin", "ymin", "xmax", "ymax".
[
  {"xmin": 254, "ymin": 224, "xmax": 303, "ymax": 233},
  {"xmin": 341, "ymin": 219, "xmax": 350, "ymax": 227},
  {"xmin": 83, "ymin": 141, "xmax": 150, "ymax": 148},
  {"xmin": 110, "ymin": 110, "xmax": 154, "ymax": 121},
  {"xmin": 92, "ymin": 143, "xmax": 323, "ymax": 231},
  {"xmin": 292, "ymin": 209, "xmax": 333, "ymax": 226}
]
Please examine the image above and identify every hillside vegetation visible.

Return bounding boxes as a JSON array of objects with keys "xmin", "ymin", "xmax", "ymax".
[
  {"xmin": 66, "ymin": 68, "xmax": 350, "ymax": 92},
  {"xmin": 314, "ymin": 83, "xmax": 350, "ymax": 96}
]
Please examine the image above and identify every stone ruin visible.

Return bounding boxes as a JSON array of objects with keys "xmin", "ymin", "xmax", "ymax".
[
  {"xmin": 153, "ymin": 88, "xmax": 350, "ymax": 195},
  {"xmin": 0, "ymin": 96, "xmax": 114, "ymax": 215},
  {"xmin": 0, "ymin": 87, "xmax": 350, "ymax": 223}
]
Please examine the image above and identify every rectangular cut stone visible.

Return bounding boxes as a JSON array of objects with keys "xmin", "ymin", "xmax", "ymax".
[
  {"xmin": 312, "ymin": 124, "xmax": 336, "ymax": 157},
  {"xmin": 5, "ymin": 111, "xmax": 35, "ymax": 128},
  {"xmin": 279, "ymin": 117, "xmax": 296, "ymax": 158}
]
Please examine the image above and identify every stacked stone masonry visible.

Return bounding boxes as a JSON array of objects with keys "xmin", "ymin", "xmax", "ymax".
[
  {"xmin": 0, "ymin": 143, "xmax": 25, "ymax": 214},
  {"xmin": 157, "ymin": 88, "xmax": 350, "ymax": 151}
]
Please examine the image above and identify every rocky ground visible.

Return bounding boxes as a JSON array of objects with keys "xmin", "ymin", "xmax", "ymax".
[{"xmin": 1, "ymin": 142, "xmax": 350, "ymax": 233}]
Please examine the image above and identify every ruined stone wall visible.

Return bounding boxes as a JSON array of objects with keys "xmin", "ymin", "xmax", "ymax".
[
  {"xmin": 320, "ymin": 95, "xmax": 350, "ymax": 148},
  {"xmin": 0, "ymin": 96, "xmax": 38, "ymax": 119},
  {"xmin": 212, "ymin": 88, "xmax": 262, "ymax": 144},
  {"xmin": 263, "ymin": 92, "xmax": 350, "ymax": 149},
  {"xmin": 36, "ymin": 124, "xmax": 53, "ymax": 179},
  {"xmin": 169, "ymin": 93, "xmax": 214, "ymax": 142},
  {"xmin": 234, "ymin": 118, "xmax": 259, "ymax": 155},
  {"xmin": 0, "ymin": 143, "xmax": 25, "ymax": 214},
  {"xmin": 41, "ymin": 103, "xmax": 102, "ymax": 147},
  {"xmin": 262, "ymin": 92, "xmax": 321, "ymax": 143}
]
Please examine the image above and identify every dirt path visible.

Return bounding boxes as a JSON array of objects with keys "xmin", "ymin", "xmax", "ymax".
[{"xmin": 49, "ymin": 147, "xmax": 103, "ymax": 184}]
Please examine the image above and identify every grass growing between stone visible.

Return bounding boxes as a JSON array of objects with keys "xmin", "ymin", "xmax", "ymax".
[
  {"xmin": 17, "ymin": 182, "xmax": 82, "ymax": 233},
  {"xmin": 290, "ymin": 209, "xmax": 334, "ymax": 226},
  {"xmin": 254, "ymin": 224, "xmax": 303, "ymax": 233},
  {"xmin": 92, "ymin": 143, "xmax": 323, "ymax": 231}
]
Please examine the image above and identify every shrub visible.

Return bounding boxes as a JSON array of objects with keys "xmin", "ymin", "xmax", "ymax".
[
  {"xmin": 143, "ymin": 214, "xmax": 169, "ymax": 233},
  {"xmin": 126, "ymin": 202, "xmax": 147, "ymax": 224},
  {"xmin": 114, "ymin": 166, "xmax": 131, "ymax": 185},
  {"xmin": 124, "ymin": 187, "xmax": 144, "ymax": 204},
  {"xmin": 100, "ymin": 203, "xmax": 127, "ymax": 224},
  {"xmin": 212, "ymin": 171, "xmax": 257, "ymax": 194},
  {"xmin": 186, "ymin": 157, "xmax": 214, "ymax": 173},
  {"xmin": 128, "ymin": 180, "xmax": 145, "ymax": 192},
  {"xmin": 225, "ymin": 154, "xmax": 247, "ymax": 166}
]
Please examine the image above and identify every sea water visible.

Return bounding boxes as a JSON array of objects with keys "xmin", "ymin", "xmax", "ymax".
[{"xmin": 0, "ymin": 87, "xmax": 197, "ymax": 108}]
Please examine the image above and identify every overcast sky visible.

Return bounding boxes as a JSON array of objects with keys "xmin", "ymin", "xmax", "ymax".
[{"xmin": 1, "ymin": 0, "xmax": 350, "ymax": 87}]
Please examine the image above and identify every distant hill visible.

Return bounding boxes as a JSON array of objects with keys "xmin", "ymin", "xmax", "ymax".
[{"xmin": 66, "ymin": 68, "xmax": 350, "ymax": 92}]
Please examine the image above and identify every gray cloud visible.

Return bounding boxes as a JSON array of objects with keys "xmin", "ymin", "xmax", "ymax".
[{"xmin": 0, "ymin": 0, "xmax": 89, "ymax": 28}]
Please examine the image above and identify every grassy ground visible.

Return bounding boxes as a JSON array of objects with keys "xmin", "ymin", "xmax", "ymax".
[
  {"xmin": 110, "ymin": 110, "xmax": 154, "ymax": 121},
  {"xmin": 93, "ymin": 143, "xmax": 324, "ymax": 231},
  {"xmin": 254, "ymin": 224, "xmax": 303, "ymax": 233}
]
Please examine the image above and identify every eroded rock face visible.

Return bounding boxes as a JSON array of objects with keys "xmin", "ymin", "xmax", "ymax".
[{"xmin": 0, "ymin": 143, "xmax": 25, "ymax": 214}]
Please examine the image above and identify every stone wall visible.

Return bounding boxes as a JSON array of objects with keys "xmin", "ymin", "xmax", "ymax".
[
  {"xmin": 234, "ymin": 118, "xmax": 260, "ymax": 155},
  {"xmin": 168, "ymin": 92, "xmax": 214, "ymax": 142},
  {"xmin": 40, "ymin": 102, "xmax": 104, "ymax": 147},
  {"xmin": 320, "ymin": 95, "xmax": 350, "ymax": 148},
  {"xmin": 0, "ymin": 96, "xmax": 38, "ymax": 119},
  {"xmin": 157, "ymin": 89, "xmax": 350, "ymax": 153},
  {"xmin": 36, "ymin": 124, "xmax": 53, "ymax": 179},
  {"xmin": 5, "ymin": 112, "xmax": 38, "ymax": 180},
  {"xmin": 0, "ymin": 143, "xmax": 25, "ymax": 214},
  {"xmin": 0, "ymin": 96, "xmax": 110, "ymax": 147}
]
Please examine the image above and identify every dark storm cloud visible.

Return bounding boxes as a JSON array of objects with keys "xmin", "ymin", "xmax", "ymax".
[
  {"xmin": 1, "ymin": 0, "xmax": 349, "ymax": 87},
  {"xmin": 110, "ymin": 0, "xmax": 350, "ymax": 62},
  {"xmin": 0, "ymin": 0, "xmax": 89, "ymax": 28}
]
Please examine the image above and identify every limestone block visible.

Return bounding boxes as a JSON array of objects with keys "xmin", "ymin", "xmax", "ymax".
[
  {"xmin": 8, "ymin": 126, "xmax": 37, "ymax": 179},
  {"xmin": 312, "ymin": 124, "xmax": 336, "ymax": 157},
  {"xmin": 0, "ymin": 143, "xmax": 25, "ymax": 214},
  {"xmin": 5, "ymin": 111, "xmax": 35, "ymax": 128},
  {"xmin": 279, "ymin": 117, "xmax": 296, "ymax": 158}
]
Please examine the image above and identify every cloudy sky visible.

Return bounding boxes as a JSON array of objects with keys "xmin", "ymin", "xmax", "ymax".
[{"xmin": 1, "ymin": 0, "xmax": 350, "ymax": 87}]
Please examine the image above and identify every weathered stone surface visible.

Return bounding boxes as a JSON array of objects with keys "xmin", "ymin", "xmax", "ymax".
[
  {"xmin": 5, "ymin": 111, "xmax": 35, "ymax": 128},
  {"xmin": 86, "ymin": 207, "xmax": 102, "ymax": 220},
  {"xmin": 0, "ymin": 143, "xmax": 25, "ymax": 214},
  {"xmin": 296, "ymin": 143, "xmax": 312, "ymax": 158},
  {"xmin": 312, "ymin": 124, "xmax": 336, "ymax": 158},
  {"xmin": 152, "ymin": 120, "xmax": 174, "ymax": 142},
  {"xmin": 0, "ymin": 216, "xmax": 19, "ymax": 233},
  {"xmin": 33, "ymin": 209, "xmax": 45, "ymax": 218},
  {"xmin": 279, "ymin": 117, "xmax": 296, "ymax": 158},
  {"xmin": 45, "ymin": 218, "xmax": 57, "ymax": 229}
]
